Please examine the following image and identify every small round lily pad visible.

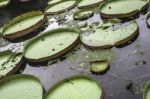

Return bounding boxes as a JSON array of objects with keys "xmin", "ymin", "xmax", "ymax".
[
  {"xmin": 81, "ymin": 21, "xmax": 138, "ymax": 49},
  {"xmin": 0, "ymin": 74, "xmax": 43, "ymax": 99},
  {"xmin": 90, "ymin": 60, "xmax": 109, "ymax": 74},
  {"xmin": 0, "ymin": 51, "xmax": 23, "ymax": 78},
  {"xmin": 78, "ymin": 0, "xmax": 104, "ymax": 9},
  {"xmin": 2, "ymin": 11, "xmax": 47, "ymax": 39},
  {"xmin": 24, "ymin": 28, "xmax": 79, "ymax": 62},
  {"xmin": 44, "ymin": 76, "xmax": 104, "ymax": 99},
  {"xmin": 99, "ymin": 0, "xmax": 148, "ymax": 19},
  {"xmin": 73, "ymin": 10, "xmax": 94, "ymax": 20},
  {"xmin": 45, "ymin": 0, "xmax": 77, "ymax": 14}
]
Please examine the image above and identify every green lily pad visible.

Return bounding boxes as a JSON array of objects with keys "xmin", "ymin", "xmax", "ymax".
[
  {"xmin": 2, "ymin": 11, "xmax": 47, "ymax": 39},
  {"xmin": 0, "ymin": 74, "xmax": 43, "ymax": 99},
  {"xmin": 48, "ymin": 0, "xmax": 61, "ymax": 5},
  {"xmin": 0, "ymin": 0, "xmax": 10, "ymax": 7},
  {"xmin": 45, "ymin": 0, "xmax": 77, "ymax": 14},
  {"xmin": 24, "ymin": 28, "xmax": 79, "ymax": 62},
  {"xmin": 90, "ymin": 60, "xmax": 109, "ymax": 74},
  {"xmin": 81, "ymin": 21, "xmax": 138, "ymax": 48},
  {"xmin": 73, "ymin": 10, "xmax": 94, "ymax": 20},
  {"xmin": 44, "ymin": 76, "xmax": 103, "ymax": 99},
  {"xmin": 0, "ymin": 51, "xmax": 23, "ymax": 78},
  {"xmin": 143, "ymin": 81, "xmax": 150, "ymax": 99},
  {"xmin": 99, "ymin": 0, "xmax": 148, "ymax": 18},
  {"xmin": 78, "ymin": 0, "xmax": 104, "ymax": 9}
]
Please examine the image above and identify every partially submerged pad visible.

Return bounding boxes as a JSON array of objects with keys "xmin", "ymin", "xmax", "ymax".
[
  {"xmin": 24, "ymin": 28, "xmax": 79, "ymax": 62},
  {"xmin": 2, "ymin": 11, "xmax": 47, "ymax": 39},
  {"xmin": 78, "ymin": 0, "xmax": 104, "ymax": 9},
  {"xmin": 143, "ymin": 81, "xmax": 150, "ymax": 99},
  {"xmin": 0, "ymin": 51, "xmax": 23, "ymax": 78},
  {"xmin": 99, "ymin": 0, "xmax": 148, "ymax": 18},
  {"xmin": 73, "ymin": 10, "xmax": 94, "ymax": 20},
  {"xmin": 0, "ymin": 0, "xmax": 10, "ymax": 7},
  {"xmin": 81, "ymin": 21, "xmax": 138, "ymax": 48},
  {"xmin": 0, "ymin": 74, "xmax": 43, "ymax": 99},
  {"xmin": 46, "ymin": 0, "xmax": 77, "ymax": 14},
  {"xmin": 44, "ymin": 76, "xmax": 103, "ymax": 99}
]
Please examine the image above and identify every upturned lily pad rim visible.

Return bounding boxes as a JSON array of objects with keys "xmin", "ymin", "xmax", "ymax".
[
  {"xmin": 78, "ymin": 0, "xmax": 105, "ymax": 9},
  {"xmin": 2, "ymin": 11, "xmax": 47, "ymax": 39},
  {"xmin": 143, "ymin": 81, "xmax": 150, "ymax": 99},
  {"xmin": 24, "ymin": 28, "xmax": 80, "ymax": 62},
  {"xmin": 44, "ymin": 75, "xmax": 104, "ymax": 99},
  {"xmin": 73, "ymin": 9, "xmax": 94, "ymax": 20},
  {"xmin": 0, "ymin": 50, "xmax": 24, "ymax": 78},
  {"xmin": 99, "ymin": 0, "xmax": 149, "ymax": 19},
  {"xmin": 45, "ymin": 0, "xmax": 78, "ymax": 15}
]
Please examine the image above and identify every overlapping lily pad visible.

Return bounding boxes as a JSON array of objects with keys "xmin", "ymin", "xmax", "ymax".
[
  {"xmin": 2, "ymin": 11, "xmax": 47, "ymax": 39},
  {"xmin": 73, "ymin": 10, "xmax": 94, "ymax": 20},
  {"xmin": 0, "ymin": 0, "xmax": 10, "ymax": 7},
  {"xmin": 44, "ymin": 76, "xmax": 103, "ymax": 99},
  {"xmin": 0, "ymin": 74, "xmax": 43, "ymax": 99},
  {"xmin": 24, "ymin": 28, "xmax": 79, "ymax": 62},
  {"xmin": 46, "ymin": 0, "xmax": 77, "ymax": 14},
  {"xmin": 81, "ymin": 21, "xmax": 138, "ymax": 48},
  {"xmin": 99, "ymin": 0, "xmax": 148, "ymax": 18},
  {"xmin": 0, "ymin": 51, "xmax": 23, "ymax": 78},
  {"xmin": 78, "ymin": 0, "xmax": 104, "ymax": 9}
]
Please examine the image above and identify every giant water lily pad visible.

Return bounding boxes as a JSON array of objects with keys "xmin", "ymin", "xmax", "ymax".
[
  {"xmin": 99, "ymin": 0, "xmax": 148, "ymax": 18},
  {"xmin": 0, "ymin": 0, "xmax": 10, "ymax": 7},
  {"xmin": 2, "ymin": 11, "xmax": 47, "ymax": 39},
  {"xmin": 78, "ymin": 0, "xmax": 104, "ymax": 9},
  {"xmin": 0, "ymin": 74, "xmax": 43, "ymax": 99},
  {"xmin": 81, "ymin": 21, "xmax": 138, "ymax": 48},
  {"xmin": 24, "ymin": 28, "xmax": 79, "ymax": 62},
  {"xmin": 0, "ymin": 51, "xmax": 23, "ymax": 78},
  {"xmin": 46, "ymin": 0, "xmax": 77, "ymax": 14},
  {"xmin": 44, "ymin": 76, "xmax": 103, "ymax": 99}
]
